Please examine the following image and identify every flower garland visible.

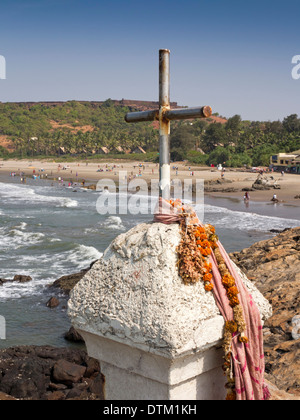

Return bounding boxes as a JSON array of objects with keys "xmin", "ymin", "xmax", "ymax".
[
  {"xmin": 170, "ymin": 199, "xmax": 214, "ymax": 290},
  {"xmin": 169, "ymin": 199, "xmax": 248, "ymax": 401}
]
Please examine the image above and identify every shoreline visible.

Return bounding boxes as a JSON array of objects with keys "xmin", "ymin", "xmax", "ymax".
[{"xmin": 1, "ymin": 157, "xmax": 300, "ymax": 207}]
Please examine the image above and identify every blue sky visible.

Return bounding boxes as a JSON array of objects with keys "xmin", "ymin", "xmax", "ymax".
[{"xmin": 0, "ymin": 0, "xmax": 300, "ymax": 121}]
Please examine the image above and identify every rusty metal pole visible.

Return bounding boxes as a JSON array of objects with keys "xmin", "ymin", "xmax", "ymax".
[
  {"xmin": 124, "ymin": 49, "xmax": 213, "ymax": 202},
  {"xmin": 159, "ymin": 49, "xmax": 171, "ymax": 200}
]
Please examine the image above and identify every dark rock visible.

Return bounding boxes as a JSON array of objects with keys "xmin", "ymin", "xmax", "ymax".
[
  {"xmin": 52, "ymin": 359, "xmax": 86, "ymax": 386},
  {"xmin": 265, "ymin": 379, "xmax": 300, "ymax": 401},
  {"xmin": 46, "ymin": 297, "xmax": 60, "ymax": 308},
  {"xmin": 64, "ymin": 326, "xmax": 84, "ymax": 343},
  {"xmin": 0, "ymin": 279, "xmax": 9, "ymax": 286},
  {"xmin": 85, "ymin": 357, "xmax": 100, "ymax": 378},
  {"xmin": 66, "ymin": 382, "xmax": 90, "ymax": 400},
  {"xmin": 50, "ymin": 261, "xmax": 99, "ymax": 294},
  {"xmin": 13, "ymin": 275, "xmax": 32, "ymax": 283},
  {"xmin": 1, "ymin": 275, "xmax": 33, "ymax": 286},
  {"xmin": 205, "ymin": 179, "xmax": 233, "ymax": 185},
  {"xmin": 46, "ymin": 390, "xmax": 66, "ymax": 400},
  {"xmin": 1, "ymin": 276, "xmax": 33, "ymax": 286},
  {"xmin": 48, "ymin": 382, "xmax": 68, "ymax": 391},
  {"xmin": 252, "ymin": 183, "xmax": 271, "ymax": 190},
  {"xmin": 51, "ymin": 271, "xmax": 88, "ymax": 295},
  {"xmin": 204, "ymin": 187, "xmax": 238, "ymax": 193},
  {"xmin": 0, "ymin": 357, "xmax": 51, "ymax": 399},
  {"xmin": 0, "ymin": 345, "xmax": 104, "ymax": 400},
  {"xmin": 87, "ymin": 373, "xmax": 105, "ymax": 399},
  {"xmin": 66, "ymin": 386, "xmax": 84, "ymax": 400},
  {"xmin": 0, "ymin": 391, "xmax": 17, "ymax": 400}
]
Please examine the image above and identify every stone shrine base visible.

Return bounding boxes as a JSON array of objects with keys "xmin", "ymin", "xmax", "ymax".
[
  {"xmin": 68, "ymin": 222, "xmax": 272, "ymax": 401},
  {"xmin": 79, "ymin": 330, "xmax": 227, "ymax": 400}
]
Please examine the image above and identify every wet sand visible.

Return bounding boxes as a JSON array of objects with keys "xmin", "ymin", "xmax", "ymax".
[{"xmin": 0, "ymin": 158, "xmax": 299, "ymax": 207}]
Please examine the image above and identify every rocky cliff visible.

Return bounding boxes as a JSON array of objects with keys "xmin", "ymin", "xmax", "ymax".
[{"xmin": 230, "ymin": 227, "xmax": 300, "ymax": 396}]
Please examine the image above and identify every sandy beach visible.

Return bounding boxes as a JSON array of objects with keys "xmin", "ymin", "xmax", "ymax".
[{"xmin": 0, "ymin": 158, "xmax": 299, "ymax": 206}]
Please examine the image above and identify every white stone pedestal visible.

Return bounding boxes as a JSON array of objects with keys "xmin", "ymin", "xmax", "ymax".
[
  {"xmin": 68, "ymin": 223, "xmax": 271, "ymax": 400},
  {"xmin": 77, "ymin": 325, "xmax": 227, "ymax": 400}
]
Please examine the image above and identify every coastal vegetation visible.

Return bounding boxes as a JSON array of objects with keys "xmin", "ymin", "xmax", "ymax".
[{"xmin": 0, "ymin": 100, "xmax": 299, "ymax": 167}]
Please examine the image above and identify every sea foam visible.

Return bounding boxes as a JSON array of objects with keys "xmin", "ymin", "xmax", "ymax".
[
  {"xmin": 0, "ymin": 183, "xmax": 78, "ymax": 208},
  {"xmin": 200, "ymin": 203, "xmax": 300, "ymax": 232}
]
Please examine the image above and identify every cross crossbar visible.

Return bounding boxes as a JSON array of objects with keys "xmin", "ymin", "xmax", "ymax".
[
  {"xmin": 125, "ymin": 49, "xmax": 212, "ymax": 200},
  {"xmin": 124, "ymin": 106, "xmax": 211, "ymax": 123}
]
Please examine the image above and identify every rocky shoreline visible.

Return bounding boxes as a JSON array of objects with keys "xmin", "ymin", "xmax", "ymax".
[
  {"xmin": 230, "ymin": 227, "xmax": 300, "ymax": 396},
  {"xmin": 0, "ymin": 346, "xmax": 104, "ymax": 400},
  {"xmin": 0, "ymin": 228, "xmax": 299, "ymax": 400}
]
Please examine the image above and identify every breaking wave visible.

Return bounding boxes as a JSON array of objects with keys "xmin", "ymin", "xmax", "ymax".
[
  {"xmin": 0, "ymin": 183, "xmax": 78, "ymax": 208},
  {"xmin": 200, "ymin": 203, "xmax": 300, "ymax": 232}
]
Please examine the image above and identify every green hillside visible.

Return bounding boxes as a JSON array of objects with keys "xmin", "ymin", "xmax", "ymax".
[
  {"xmin": 0, "ymin": 100, "xmax": 299, "ymax": 167},
  {"xmin": 0, "ymin": 100, "xmax": 159, "ymax": 158}
]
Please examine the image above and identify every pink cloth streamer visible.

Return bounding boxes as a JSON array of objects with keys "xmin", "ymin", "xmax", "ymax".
[
  {"xmin": 153, "ymin": 197, "xmax": 183, "ymax": 224},
  {"xmin": 153, "ymin": 199, "xmax": 270, "ymax": 401},
  {"xmin": 211, "ymin": 242, "xmax": 269, "ymax": 400}
]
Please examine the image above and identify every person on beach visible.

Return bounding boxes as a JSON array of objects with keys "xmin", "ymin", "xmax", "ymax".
[{"xmin": 244, "ymin": 191, "xmax": 250, "ymax": 201}]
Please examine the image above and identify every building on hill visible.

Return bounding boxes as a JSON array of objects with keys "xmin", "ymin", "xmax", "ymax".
[
  {"xmin": 58, "ymin": 146, "xmax": 66, "ymax": 155},
  {"xmin": 270, "ymin": 150, "xmax": 300, "ymax": 174},
  {"xmin": 132, "ymin": 146, "xmax": 146, "ymax": 154},
  {"xmin": 112, "ymin": 146, "xmax": 124, "ymax": 154},
  {"xmin": 97, "ymin": 147, "xmax": 110, "ymax": 155}
]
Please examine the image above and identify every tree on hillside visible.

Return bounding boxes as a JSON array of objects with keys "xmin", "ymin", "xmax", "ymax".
[
  {"xmin": 225, "ymin": 114, "xmax": 241, "ymax": 133},
  {"xmin": 282, "ymin": 114, "xmax": 300, "ymax": 133},
  {"xmin": 190, "ymin": 119, "xmax": 208, "ymax": 150},
  {"xmin": 264, "ymin": 120, "xmax": 283, "ymax": 135},
  {"xmin": 201, "ymin": 123, "xmax": 226, "ymax": 153},
  {"xmin": 225, "ymin": 114, "xmax": 242, "ymax": 145},
  {"xmin": 207, "ymin": 146, "xmax": 231, "ymax": 166},
  {"xmin": 170, "ymin": 125, "xmax": 196, "ymax": 161}
]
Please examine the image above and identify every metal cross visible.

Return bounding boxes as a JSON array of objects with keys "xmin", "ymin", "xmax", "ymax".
[{"xmin": 125, "ymin": 49, "xmax": 212, "ymax": 200}]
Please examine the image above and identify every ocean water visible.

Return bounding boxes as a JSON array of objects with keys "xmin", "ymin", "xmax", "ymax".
[{"xmin": 0, "ymin": 178, "xmax": 299, "ymax": 349}]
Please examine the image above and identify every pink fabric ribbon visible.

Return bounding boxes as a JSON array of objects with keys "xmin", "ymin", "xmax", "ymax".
[
  {"xmin": 153, "ymin": 197, "xmax": 183, "ymax": 224},
  {"xmin": 211, "ymin": 242, "xmax": 269, "ymax": 400},
  {"xmin": 154, "ymin": 199, "xmax": 270, "ymax": 400}
]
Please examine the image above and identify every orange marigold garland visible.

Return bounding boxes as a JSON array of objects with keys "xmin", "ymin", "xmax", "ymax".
[
  {"xmin": 170, "ymin": 199, "xmax": 249, "ymax": 401},
  {"xmin": 171, "ymin": 200, "xmax": 214, "ymax": 289}
]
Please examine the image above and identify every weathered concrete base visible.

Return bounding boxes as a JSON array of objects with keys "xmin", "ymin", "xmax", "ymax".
[
  {"xmin": 79, "ymin": 330, "xmax": 227, "ymax": 400},
  {"xmin": 69, "ymin": 223, "xmax": 271, "ymax": 400}
]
